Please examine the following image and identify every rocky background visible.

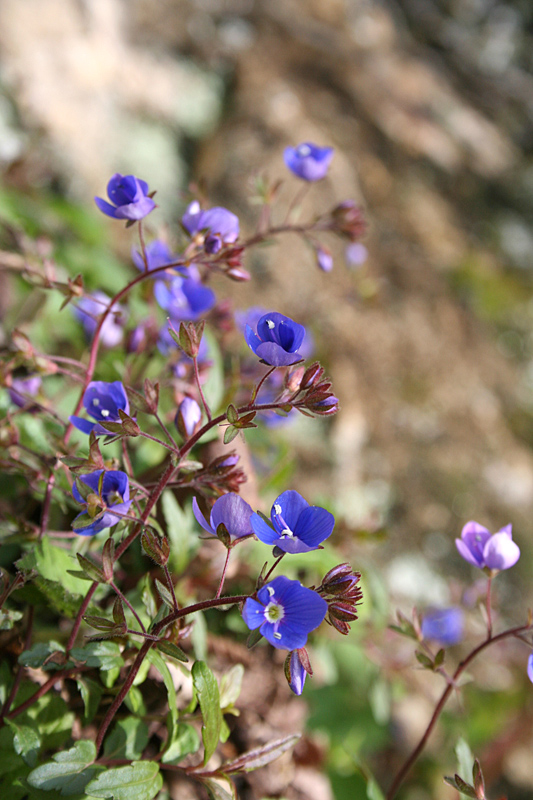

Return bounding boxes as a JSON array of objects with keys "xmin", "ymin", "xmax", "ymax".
[{"xmin": 1, "ymin": 1, "xmax": 533, "ymax": 798}]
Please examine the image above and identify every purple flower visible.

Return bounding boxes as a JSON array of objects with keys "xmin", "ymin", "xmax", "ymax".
[
  {"xmin": 72, "ymin": 470, "xmax": 132, "ymax": 536},
  {"xmin": 345, "ymin": 243, "xmax": 368, "ymax": 269},
  {"xmin": 8, "ymin": 376, "xmax": 41, "ymax": 408},
  {"xmin": 70, "ymin": 380, "xmax": 129, "ymax": 436},
  {"xmin": 192, "ymin": 493, "xmax": 254, "ymax": 542},
  {"xmin": 285, "ymin": 649, "xmax": 311, "ymax": 695},
  {"xmin": 95, "ymin": 173, "xmax": 156, "ymax": 221},
  {"xmin": 456, "ymin": 521, "xmax": 520, "ymax": 571},
  {"xmin": 131, "ymin": 240, "xmax": 182, "ymax": 277},
  {"xmin": 245, "ymin": 312, "xmax": 306, "ymax": 367},
  {"xmin": 315, "ymin": 245, "xmax": 333, "ymax": 273},
  {"xmin": 251, "ymin": 490, "xmax": 334, "ymax": 554},
  {"xmin": 154, "ymin": 277, "xmax": 215, "ymax": 322},
  {"xmin": 528, "ymin": 653, "xmax": 533, "ymax": 683},
  {"xmin": 175, "ymin": 397, "xmax": 202, "ymax": 438},
  {"xmin": 284, "ymin": 143, "xmax": 334, "ymax": 181},
  {"xmin": 421, "ymin": 608, "xmax": 464, "ymax": 647},
  {"xmin": 72, "ymin": 291, "xmax": 125, "ymax": 348},
  {"xmin": 242, "ymin": 576, "xmax": 327, "ymax": 650},
  {"xmin": 182, "ymin": 201, "xmax": 239, "ymax": 247}
]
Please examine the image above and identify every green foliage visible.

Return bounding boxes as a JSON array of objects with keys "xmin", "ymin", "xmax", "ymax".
[
  {"xmin": 27, "ymin": 740, "xmax": 100, "ymax": 795},
  {"xmin": 160, "ymin": 490, "xmax": 199, "ymax": 575},
  {"xmin": 192, "ymin": 660, "xmax": 223, "ymax": 766},
  {"xmin": 84, "ymin": 762, "xmax": 163, "ymax": 800},
  {"xmin": 103, "ymin": 719, "xmax": 149, "ymax": 761}
]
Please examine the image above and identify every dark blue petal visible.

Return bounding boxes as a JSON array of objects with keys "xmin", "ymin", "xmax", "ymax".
[
  {"xmin": 114, "ymin": 196, "xmax": 156, "ymax": 221},
  {"xmin": 70, "ymin": 415, "xmax": 96, "ymax": 435},
  {"xmin": 273, "ymin": 490, "xmax": 309, "ymax": 532},
  {"xmin": 293, "ymin": 506, "xmax": 335, "ymax": 547},
  {"xmin": 271, "ymin": 537, "xmax": 316, "ymax": 555},
  {"xmin": 242, "ymin": 598, "xmax": 266, "ymax": 630},
  {"xmin": 102, "ymin": 470, "xmax": 130, "ymax": 503},
  {"xmin": 251, "ymin": 513, "xmax": 279, "ymax": 545},
  {"xmin": 181, "ymin": 280, "xmax": 216, "ymax": 316},
  {"xmin": 255, "ymin": 342, "xmax": 302, "ymax": 366},
  {"xmin": 244, "ymin": 324, "xmax": 261, "ymax": 355},
  {"xmin": 108, "ymin": 174, "xmax": 137, "ymax": 204},
  {"xmin": 94, "ymin": 197, "xmax": 119, "ymax": 218},
  {"xmin": 211, "ymin": 493, "xmax": 254, "ymax": 539},
  {"xmin": 192, "ymin": 497, "xmax": 214, "ymax": 535}
]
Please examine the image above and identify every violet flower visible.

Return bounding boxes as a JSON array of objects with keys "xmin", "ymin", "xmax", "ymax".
[
  {"xmin": 154, "ymin": 276, "xmax": 215, "ymax": 322},
  {"xmin": 456, "ymin": 521, "xmax": 520, "ymax": 571},
  {"xmin": 192, "ymin": 493, "xmax": 254, "ymax": 543},
  {"xmin": 284, "ymin": 649, "xmax": 310, "ymax": 695},
  {"xmin": 315, "ymin": 245, "xmax": 333, "ymax": 273},
  {"xmin": 421, "ymin": 608, "xmax": 464, "ymax": 647},
  {"xmin": 245, "ymin": 312, "xmax": 306, "ymax": 367},
  {"xmin": 72, "ymin": 470, "xmax": 132, "ymax": 536},
  {"xmin": 72, "ymin": 291, "xmax": 125, "ymax": 348},
  {"xmin": 8, "ymin": 376, "xmax": 42, "ymax": 408},
  {"xmin": 242, "ymin": 576, "xmax": 327, "ymax": 650},
  {"xmin": 284, "ymin": 143, "xmax": 334, "ymax": 181},
  {"xmin": 175, "ymin": 397, "xmax": 202, "ymax": 438},
  {"xmin": 528, "ymin": 653, "xmax": 533, "ymax": 683},
  {"xmin": 251, "ymin": 490, "xmax": 334, "ymax": 554},
  {"xmin": 70, "ymin": 380, "xmax": 129, "ymax": 436},
  {"xmin": 95, "ymin": 173, "xmax": 156, "ymax": 221},
  {"xmin": 182, "ymin": 201, "xmax": 239, "ymax": 248},
  {"xmin": 131, "ymin": 239, "xmax": 183, "ymax": 277}
]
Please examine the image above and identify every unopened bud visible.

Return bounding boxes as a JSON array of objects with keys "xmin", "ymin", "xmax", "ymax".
[{"xmin": 175, "ymin": 397, "xmax": 202, "ymax": 439}]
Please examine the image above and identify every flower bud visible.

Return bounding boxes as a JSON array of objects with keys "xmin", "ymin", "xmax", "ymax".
[
  {"xmin": 300, "ymin": 363, "xmax": 324, "ymax": 390},
  {"xmin": 284, "ymin": 648, "xmax": 312, "ymax": 695},
  {"xmin": 175, "ymin": 397, "xmax": 202, "ymax": 439},
  {"xmin": 331, "ymin": 200, "xmax": 366, "ymax": 241},
  {"xmin": 285, "ymin": 365, "xmax": 305, "ymax": 393},
  {"xmin": 315, "ymin": 244, "xmax": 333, "ymax": 272}
]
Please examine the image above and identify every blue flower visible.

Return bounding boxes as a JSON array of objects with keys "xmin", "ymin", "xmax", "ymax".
[
  {"xmin": 131, "ymin": 240, "xmax": 183, "ymax": 277},
  {"xmin": 70, "ymin": 381, "xmax": 129, "ymax": 436},
  {"xmin": 285, "ymin": 649, "xmax": 311, "ymax": 695},
  {"xmin": 421, "ymin": 608, "xmax": 464, "ymax": 647},
  {"xmin": 8, "ymin": 376, "xmax": 41, "ymax": 408},
  {"xmin": 182, "ymin": 201, "xmax": 239, "ymax": 247},
  {"xmin": 192, "ymin": 493, "xmax": 254, "ymax": 542},
  {"xmin": 528, "ymin": 652, "xmax": 533, "ymax": 684},
  {"xmin": 72, "ymin": 470, "xmax": 132, "ymax": 536},
  {"xmin": 175, "ymin": 396, "xmax": 202, "ymax": 438},
  {"xmin": 315, "ymin": 245, "xmax": 333, "ymax": 273},
  {"xmin": 284, "ymin": 143, "xmax": 334, "ymax": 181},
  {"xmin": 72, "ymin": 291, "xmax": 125, "ymax": 348},
  {"xmin": 242, "ymin": 576, "xmax": 327, "ymax": 650},
  {"xmin": 245, "ymin": 312, "xmax": 305, "ymax": 367},
  {"xmin": 154, "ymin": 276, "xmax": 216, "ymax": 322},
  {"xmin": 95, "ymin": 173, "xmax": 156, "ymax": 221},
  {"xmin": 251, "ymin": 490, "xmax": 334, "ymax": 554},
  {"xmin": 456, "ymin": 521, "xmax": 520, "ymax": 571}
]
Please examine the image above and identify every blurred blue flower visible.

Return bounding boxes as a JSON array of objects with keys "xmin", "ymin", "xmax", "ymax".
[
  {"xmin": 315, "ymin": 245, "xmax": 333, "ymax": 272},
  {"xmin": 95, "ymin": 173, "xmax": 156, "ymax": 221},
  {"xmin": 528, "ymin": 652, "xmax": 533, "ymax": 683},
  {"xmin": 72, "ymin": 291, "xmax": 125, "ymax": 348},
  {"xmin": 345, "ymin": 242, "xmax": 368, "ymax": 269},
  {"xmin": 70, "ymin": 380, "xmax": 129, "ymax": 436},
  {"xmin": 242, "ymin": 575, "xmax": 327, "ymax": 649},
  {"xmin": 245, "ymin": 312, "xmax": 305, "ymax": 367},
  {"xmin": 8, "ymin": 376, "xmax": 41, "ymax": 408},
  {"xmin": 131, "ymin": 239, "xmax": 183, "ymax": 277},
  {"xmin": 421, "ymin": 607, "xmax": 464, "ymax": 647},
  {"xmin": 284, "ymin": 143, "xmax": 334, "ymax": 181},
  {"xmin": 192, "ymin": 492, "xmax": 254, "ymax": 542},
  {"xmin": 154, "ymin": 276, "xmax": 215, "ymax": 322},
  {"xmin": 251, "ymin": 490, "xmax": 334, "ymax": 554},
  {"xmin": 182, "ymin": 201, "xmax": 239, "ymax": 246},
  {"xmin": 456, "ymin": 521, "xmax": 520, "ymax": 571},
  {"xmin": 72, "ymin": 470, "xmax": 132, "ymax": 536}
]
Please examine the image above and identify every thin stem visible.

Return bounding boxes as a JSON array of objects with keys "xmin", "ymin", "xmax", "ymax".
[
  {"xmin": 39, "ymin": 472, "xmax": 55, "ymax": 538},
  {"xmin": 138, "ymin": 221, "xmax": 149, "ymax": 272},
  {"xmin": 110, "ymin": 581, "xmax": 146, "ymax": 633},
  {"xmin": 215, "ymin": 549, "xmax": 232, "ymax": 599},
  {"xmin": 1, "ymin": 607, "xmax": 34, "ymax": 719},
  {"xmin": 262, "ymin": 554, "xmax": 285, "ymax": 583},
  {"xmin": 193, "ymin": 355, "xmax": 211, "ymax": 422},
  {"xmin": 154, "ymin": 412, "xmax": 179, "ymax": 449},
  {"xmin": 137, "ymin": 430, "xmax": 179, "ymax": 455},
  {"xmin": 163, "ymin": 564, "xmax": 178, "ymax": 610},
  {"xmin": 66, "ymin": 582, "xmax": 98, "ymax": 651},
  {"xmin": 250, "ymin": 366, "xmax": 276, "ymax": 405},
  {"xmin": 486, "ymin": 575, "xmax": 493, "ymax": 640},
  {"xmin": 385, "ymin": 621, "xmax": 532, "ymax": 799}
]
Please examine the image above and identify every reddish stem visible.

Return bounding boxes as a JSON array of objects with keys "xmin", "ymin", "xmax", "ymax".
[{"xmin": 215, "ymin": 549, "xmax": 232, "ymax": 599}]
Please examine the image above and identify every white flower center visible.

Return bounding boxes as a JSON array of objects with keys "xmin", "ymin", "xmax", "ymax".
[
  {"xmin": 297, "ymin": 144, "xmax": 311, "ymax": 157},
  {"xmin": 281, "ymin": 528, "xmax": 295, "ymax": 539},
  {"xmin": 100, "ymin": 409, "xmax": 110, "ymax": 417},
  {"xmin": 264, "ymin": 601, "xmax": 284, "ymax": 624}
]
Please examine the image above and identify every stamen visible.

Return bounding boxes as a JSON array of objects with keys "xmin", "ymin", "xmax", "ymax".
[
  {"xmin": 281, "ymin": 528, "xmax": 295, "ymax": 539},
  {"xmin": 266, "ymin": 319, "xmax": 275, "ymax": 329},
  {"xmin": 92, "ymin": 398, "xmax": 100, "ymax": 406},
  {"xmin": 267, "ymin": 586, "xmax": 275, "ymax": 597},
  {"xmin": 274, "ymin": 632, "xmax": 282, "ymax": 640},
  {"xmin": 100, "ymin": 409, "xmax": 110, "ymax": 417},
  {"xmin": 274, "ymin": 504, "xmax": 282, "ymax": 515},
  {"xmin": 297, "ymin": 144, "xmax": 311, "ymax": 157}
]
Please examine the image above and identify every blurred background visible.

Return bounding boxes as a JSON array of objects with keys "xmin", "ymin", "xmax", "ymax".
[{"xmin": 1, "ymin": 0, "xmax": 533, "ymax": 798}]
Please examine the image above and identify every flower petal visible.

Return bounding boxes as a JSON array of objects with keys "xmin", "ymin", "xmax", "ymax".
[
  {"xmin": 242, "ymin": 598, "xmax": 266, "ymax": 630},
  {"xmin": 210, "ymin": 493, "xmax": 254, "ymax": 539},
  {"xmin": 251, "ymin": 512, "xmax": 279, "ymax": 545},
  {"xmin": 292, "ymin": 505, "xmax": 335, "ymax": 548},
  {"xmin": 483, "ymin": 532, "xmax": 520, "ymax": 570},
  {"xmin": 192, "ymin": 497, "xmax": 214, "ymax": 535},
  {"xmin": 255, "ymin": 342, "xmax": 302, "ymax": 366},
  {"xmin": 272, "ymin": 490, "xmax": 309, "ymax": 532}
]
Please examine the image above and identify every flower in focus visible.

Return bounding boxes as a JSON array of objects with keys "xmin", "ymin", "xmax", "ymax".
[
  {"xmin": 317, "ymin": 563, "xmax": 363, "ymax": 635},
  {"xmin": 95, "ymin": 173, "xmax": 156, "ymax": 221},
  {"xmin": 175, "ymin": 396, "xmax": 202, "ymax": 438},
  {"xmin": 131, "ymin": 240, "xmax": 182, "ymax": 277},
  {"xmin": 284, "ymin": 649, "xmax": 312, "ymax": 695},
  {"xmin": 72, "ymin": 291, "xmax": 125, "ymax": 347},
  {"xmin": 8, "ymin": 376, "xmax": 42, "ymax": 408},
  {"xmin": 72, "ymin": 470, "xmax": 132, "ymax": 536},
  {"xmin": 421, "ymin": 607, "xmax": 464, "ymax": 647},
  {"xmin": 245, "ymin": 311, "xmax": 305, "ymax": 367},
  {"xmin": 154, "ymin": 276, "xmax": 215, "ymax": 322},
  {"xmin": 251, "ymin": 490, "xmax": 334, "ymax": 554},
  {"xmin": 182, "ymin": 201, "xmax": 240, "ymax": 250},
  {"xmin": 456, "ymin": 521, "xmax": 520, "ymax": 571},
  {"xmin": 242, "ymin": 575, "xmax": 327, "ymax": 649},
  {"xmin": 70, "ymin": 380, "xmax": 129, "ymax": 436},
  {"xmin": 284, "ymin": 143, "xmax": 334, "ymax": 181},
  {"xmin": 192, "ymin": 492, "xmax": 254, "ymax": 543}
]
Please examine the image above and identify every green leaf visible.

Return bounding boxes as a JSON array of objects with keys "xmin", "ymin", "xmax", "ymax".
[
  {"xmin": 366, "ymin": 777, "xmax": 386, "ymax": 800},
  {"xmin": 219, "ymin": 664, "xmax": 244, "ymax": 711},
  {"xmin": 124, "ymin": 686, "xmax": 146, "ymax": 715},
  {"xmin": 18, "ymin": 641, "xmax": 66, "ymax": 671},
  {"xmin": 0, "ymin": 607, "xmax": 23, "ymax": 630},
  {"xmin": 85, "ymin": 761, "xmax": 163, "ymax": 800},
  {"xmin": 76, "ymin": 554, "xmax": 105, "ymax": 583},
  {"xmin": 154, "ymin": 579, "xmax": 174, "ymax": 609},
  {"xmin": 191, "ymin": 610, "xmax": 208, "ymax": 661},
  {"xmin": 21, "ymin": 693, "xmax": 74, "ymax": 750},
  {"xmin": 16, "ymin": 539, "xmax": 90, "ymax": 595},
  {"xmin": 70, "ymin": 642, "xmax": 124, "ymax": 672},
  {"xmin": 192, "ymin": 660, "xmax": 222, "ymax": 766},
  {"xmin": 76, "ymin": 677, "xmax": 103, "ymax": 723},
  {"xmin": 223, "ymin": 425, "xmax": 240, "ymax": 445},
  {"xmin": 201, "ymin": 777, "xmax": 236, "ymax": 800},
  {"xmin": 27, "ymin": 740, "xmax": 98, "ymax": 795},
  {"xmin": 162, "ymin": 723, "xmax": 200, "ymax": 764},
  {"xmin": 6, "ymin": 720, "xmax": 41, "ymax": 767},
  {"xmin": 155, "ymin": 640, "xmax": 188, "ymax": 663},
  {"xmin": 161, "ymin": 490, "xmax": 198, "ymax": 574},
  {"xmin": 103, "ymin": 718, "xmax": 149, "ymax": 761},
  {"xmin": 222, "ymin": 734, "xmax": 301, "ymax": 774},
  {"xmin": 147, "ymin": 650, "xmax": 178, "ymax": 738},
  {"xmin": 32, "ymin": 577, "xmax": 91, "ymax": 619}
]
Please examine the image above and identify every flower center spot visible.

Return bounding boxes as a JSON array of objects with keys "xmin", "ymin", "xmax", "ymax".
[
  {"xmin": 297, "ymin": 144, "xmax": 311, "ymax": 157},
  {"xmin": 266, "ymin": 319, "xmax": 275, "ymax": 329},
  {"xmin": 100, "ymin": 409, "xmax": 110, "ymax": 417},
  {"xmin": 264, "ymin": 601, "xmax": 284, "ymax": 624}
]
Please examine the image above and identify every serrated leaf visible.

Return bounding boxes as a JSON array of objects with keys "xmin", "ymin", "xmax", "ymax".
[
  {"xmin": 16, "ymin": 539, "xmax": 89, "ymax": 595},
  {"xmin": 219, "ymin": 664, "xmax": 244, "ymax": 710},
  {"xmin": 113, "ymin": 597, "xmax": 126, "ymax": 626},
  {"xmin": 222, "ymin": 733, "xmax": 301, "ymax": 773},
  {"xmin": 19, "ymin": 641, "xmax": 66, "ymax": 671},
  {"xmin": 192, "ymin": 660, "xmax": 222, "ymax": 766},
  {"xmin": 21, "ymin": 693, "xmax": 74, "ymax": 750},
  {"xmin": 201, "ymin": 777, "xmax": 236, "ymax": 800},
  {"xmin": 27, "ymin": 740, "xmax": 98, "ymax": 795},
  {"xmin": 6, "ymin": 721, "xmax": 41, "ymax": 767},
  {"xmin": 155, "ymin": 640, "xmax": 188, "ymax": 663},
  {"xmin": 226, "ymin": 404, "xmax": 238, "ymax": 424},
  {"xmin": 76, "ymin": 554, "xmax": 105, "ymax": 583},
  {"xmin": 84, "ymin": 761, "xmax": 162, "ymax": 800},
  {"xmin": 162, "ymin": 723, "xmax": 200, "ymax": 764},
  {"xmin": 70, "ymin": 642, "xmax": 124, "ymax": 671},
  {"xmin": 103, "ymin": 718, "xmax": 149, "ymax": 761}
]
